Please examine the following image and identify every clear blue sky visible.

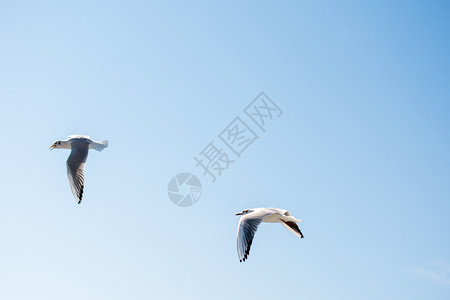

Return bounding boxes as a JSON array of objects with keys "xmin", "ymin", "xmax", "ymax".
[{"xmin": 1, "ymin": 1, "xmax": 449, "ymax": 299}]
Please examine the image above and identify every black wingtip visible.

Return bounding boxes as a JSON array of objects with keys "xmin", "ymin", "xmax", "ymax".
[{"xmin": 77, "ymin": 188, "xmax": 84, "ymax": 204}]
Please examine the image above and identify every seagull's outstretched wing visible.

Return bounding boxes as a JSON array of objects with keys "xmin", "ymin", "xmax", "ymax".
[
  {"xmin": 281, "ymin": 220, "xmax": 304, "ymax": 238},
  {"xmin": 237, "ymin": 210, "xmax": 273, "ymax": 262},
  {"xmin": 66, "ymin": 141, "xmax": 89, "ymax": 204}
]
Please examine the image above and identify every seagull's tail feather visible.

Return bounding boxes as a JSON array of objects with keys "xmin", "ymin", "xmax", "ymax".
[{"xmin": 92, "ymin": 140, "xmax": 108, "ymax": 151}]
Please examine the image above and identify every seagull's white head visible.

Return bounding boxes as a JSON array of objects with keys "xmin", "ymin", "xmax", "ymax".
[
  {"xmin": 49, "ymin": 140, "xmax": 70, "ymax": 150},
  {"xmin": 236, "ymin": 209, "xmax": 253, "ymax": 216}
]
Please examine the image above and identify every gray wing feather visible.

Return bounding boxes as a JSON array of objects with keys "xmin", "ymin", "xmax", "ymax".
[
  {"xmin": 66, "ymin": 140, "xmax": 89, "ymax": 204},
  {"xmin": 237, "ymin": 210, "xmax": 274, "ymax": 262},
  {"xmin": 281, "ymin": 220, "xmax": 304, "ymax": 238},
  {"xmin": 237, "ymin": 217, "xmax": 262, "ymax": 262}
]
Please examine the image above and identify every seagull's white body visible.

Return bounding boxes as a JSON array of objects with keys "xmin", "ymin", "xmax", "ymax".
[
  {"xmin": 54, "ymin": 135, "xmax": 108, "ymax": 151},
  {"xmin": 236, "ymin": 207, "xmax": 304, "ymax": 262},
  {"xmin": 50, "ymin": 135, "xmax": 108, "ymax": 204}
]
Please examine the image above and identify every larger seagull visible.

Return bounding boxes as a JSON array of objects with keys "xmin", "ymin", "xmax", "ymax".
[
  {"xmin": 50, "ymin": 135, "xmax": 108, "ymax": 204},
  {"xmin": 236, "ymin": 207, "xmax": 304, "ymax": 262}
]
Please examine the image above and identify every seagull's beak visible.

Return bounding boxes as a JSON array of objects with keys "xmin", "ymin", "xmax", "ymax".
[
  {"xmin": 49, "ymin": 144, "xmax": 56, "ymax": 150},
  {"xmin": 235, "ymin": 212, "xmax": 243, "ymax": 216}
]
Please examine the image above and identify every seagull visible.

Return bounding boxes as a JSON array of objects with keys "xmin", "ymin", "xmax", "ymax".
[
  {"xmin": 236, "ymin": 207, "xmax": 304, "ymax": 262},
  {"xmin": 50, "ymin": 135, "xmax": 108, "ymax": 204}
]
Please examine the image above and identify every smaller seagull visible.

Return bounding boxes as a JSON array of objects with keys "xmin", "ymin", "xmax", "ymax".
[
  {"xmin": 50, "ymin": 135, "xmax": 108, "ymax": 204},
  {"xmin": 236, "ymin": 207, "xmax": 304, "ymax": 262}
]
